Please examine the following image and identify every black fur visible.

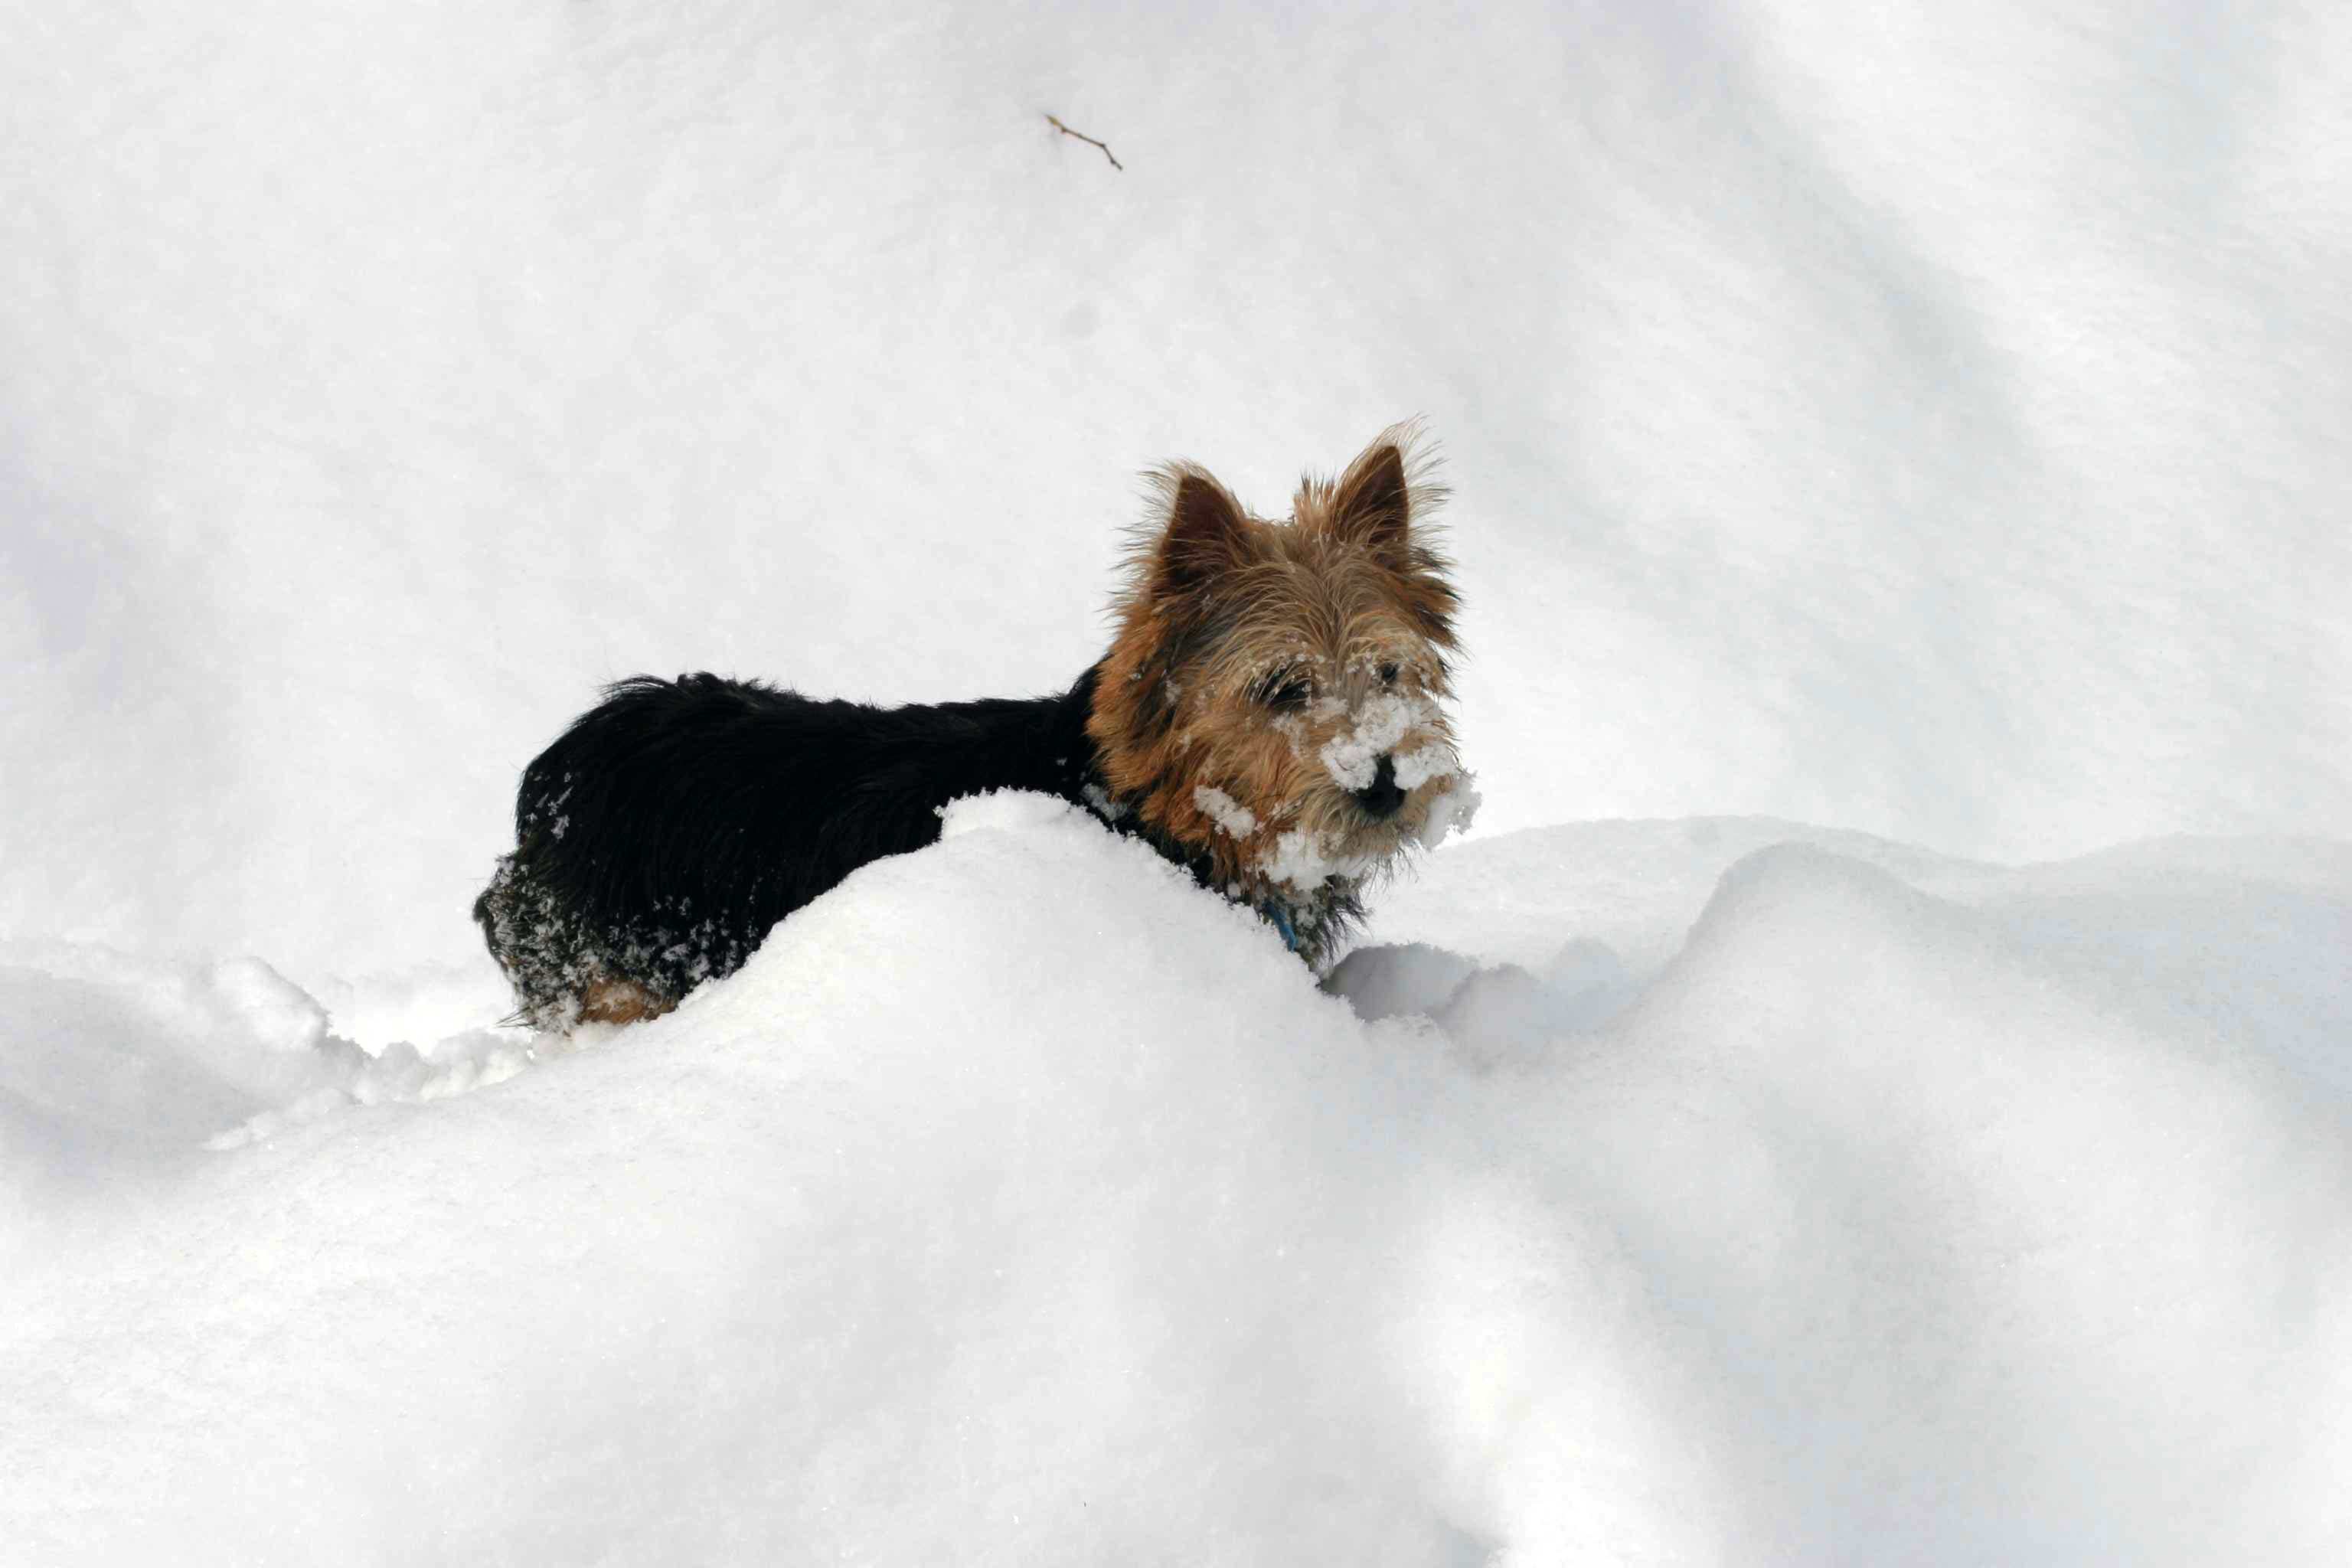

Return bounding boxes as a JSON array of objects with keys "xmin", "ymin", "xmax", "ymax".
[{"xmin": 472, "ymin": 668, "xmax": 1111, "ymax": 1027}]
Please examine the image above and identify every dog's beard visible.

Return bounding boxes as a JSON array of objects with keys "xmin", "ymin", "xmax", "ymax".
[{"xmin": 1246, "ymin": 763, "xmax": 1475, "ymax": 894}]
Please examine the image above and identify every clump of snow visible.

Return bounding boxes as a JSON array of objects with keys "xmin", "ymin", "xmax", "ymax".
[
  {"xmin": 1255, "ymin": 826, "xmax": 1383, "ymax": 893},
  {"xmin": 1191, "ymin": 784, "xmax": 1259, "ymax": 838},
  {"xmin": 1413, "ymin": 771, "xmax": 1481, "ymax": 846},
  {"xmin": 5, "ymin": 803, "xmax": 2348, "ymax": 1562},
  {"xmin": 1390, "ymin": 741, "xmax": 1456, "ymax": 792},
  {"xmin": 936, "ymin": 788, "xmax": 1080, "ymax": 841},
  {"xmin": 1316, "ymin": 691, "xmax": 1427, "ymax": 792},
  {"xmin": 1077, "ymin": 781, "xmax": 1130, "ymax": 825},
  {"xmin": 204, "ymin": 956, "xmax": 331, "ymax": 1055},
  {"xmin": 205, "ymin": 1029, "xmax": 560, "ymax": 1152}
]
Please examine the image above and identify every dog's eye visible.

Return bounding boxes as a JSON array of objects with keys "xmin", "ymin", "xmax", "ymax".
[
  {"xmin": 1256, "ymin": 669, "xmax": 1312, "ymax": 710},
  {"xmin": 1377, "ymin": 662, "xmax": 1401, "ymax": 686}
]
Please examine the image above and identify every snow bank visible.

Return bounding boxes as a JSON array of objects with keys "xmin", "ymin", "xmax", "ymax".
[
  {"xmin": 0, "ymin": 941, "xmax": 550, "ymax": 1264},
  {"xmin": 6, "ymin": 801, "xmax": 2347, "ymax": 1563},
  {"xmin": 4, "ymin": 0, "xmax": 2347, "ymax": 1000}
]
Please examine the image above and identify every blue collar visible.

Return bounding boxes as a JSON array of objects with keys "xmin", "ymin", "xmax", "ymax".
[{"xmin": 1266, "ymin": 902, "xmax": 1302, "ymax": 954}]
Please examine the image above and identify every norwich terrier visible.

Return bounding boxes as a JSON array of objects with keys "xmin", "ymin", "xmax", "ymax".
[{"xmin": 475, "ymin": 426, "xmax": 1475, "ymax": 1028}]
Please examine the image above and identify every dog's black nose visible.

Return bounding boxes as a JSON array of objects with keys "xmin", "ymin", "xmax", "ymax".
[{"xmin": 1354, "ymin": 754, "xmax": 1406, "ymax": 820}]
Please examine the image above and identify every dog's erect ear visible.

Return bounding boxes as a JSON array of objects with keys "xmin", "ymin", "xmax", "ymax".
[
  {"xmin": 1153, "ymin": 467, "xmax": 1253, "ymax": 592},
  {"xmin": 1328, "ymin": 439, "xmax": 1413, "ymax": 561}
]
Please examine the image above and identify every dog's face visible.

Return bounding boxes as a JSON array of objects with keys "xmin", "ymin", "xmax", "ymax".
[{"xmin": 1089, "ymin": 426, "xmax": 1475, "ymax": 898}]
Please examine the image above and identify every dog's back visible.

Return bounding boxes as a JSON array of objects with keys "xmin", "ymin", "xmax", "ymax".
[{"xmin": 474, "ymin": 672, "xmax": 1093, "ymax": 1027}]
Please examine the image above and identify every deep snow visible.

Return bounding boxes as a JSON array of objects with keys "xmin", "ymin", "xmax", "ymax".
[
  {"xmin": 5, "ymin": 1, "xmax": 2350, "ymax": 1560},
  {"xmin": 2, "ymin": 0, "xmax": 2348, "ymax": 1012},
  {"xmin": 6, "ymin": 799, "xmax": 2350, "ymax": 1563}
]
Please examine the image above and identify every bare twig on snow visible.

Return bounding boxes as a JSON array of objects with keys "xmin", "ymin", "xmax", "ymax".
[{"xmin": 1045, "ymin": 113, "xmax": 1124, "ymax": 172}]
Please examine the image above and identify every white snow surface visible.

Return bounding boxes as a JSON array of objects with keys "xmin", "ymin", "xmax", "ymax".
[
  {"xmin": 5, "ymin": 2, "xmax": 2352, "ymax": 1560},
  {"xmin": 6, "ymin": 797, "xmax": 2350, "ymax": 1563},
  {"xmin": 2, "ymin": 0, "xmax": 2348, "ymax": 1013}
]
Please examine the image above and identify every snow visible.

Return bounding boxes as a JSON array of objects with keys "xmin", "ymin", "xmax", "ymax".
[
  {"xmin": 4, "ymin": 0, "xmax": 2350, "ymax": 1559},
  {"xmin": 1191, "ymin": 783, "xmax": 1259, "ymax": 838},
  {"xmin": 6, "ymin": 802, "xmax": 2350, "ymax": 1562},
  {"xmin": 3, "ymin": 0, "xmax": 2347, "ymax": 1007},
  {"xmin": 1318, "ymin": 691, "xmax": 1427, "ymax": 792}
]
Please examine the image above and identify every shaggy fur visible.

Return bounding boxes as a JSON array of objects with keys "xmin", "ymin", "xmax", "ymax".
[{"xmin": 475, "ymin": 426, "xmax": 1470, "ymax": 1029}]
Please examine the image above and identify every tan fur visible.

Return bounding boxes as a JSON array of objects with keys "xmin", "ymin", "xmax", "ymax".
[
  {"xmin": 580, "ymin": 978, "xmax": 668, "ymax": 1026},
  {"xmin": 1086, "ymin": 423, "xmax": 1465, "ymax": 933}
]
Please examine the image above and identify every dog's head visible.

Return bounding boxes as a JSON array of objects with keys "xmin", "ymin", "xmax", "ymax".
[{"xmin": 1088, "ymin": 424, "xmax": 1475, "ymax": 900}]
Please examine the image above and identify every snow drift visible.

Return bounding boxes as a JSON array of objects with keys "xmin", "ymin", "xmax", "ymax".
[
  {"xmin": 3, "ymin": 0, "xmax": 2348, "ymax": 1008},
  {"xmin": 6, "ymin": 2, "xmax": 2347, "ymax": 1559},
  {"xmin": 6, "ymin": 798, "xmax": 2347, "ymax": 1563}
]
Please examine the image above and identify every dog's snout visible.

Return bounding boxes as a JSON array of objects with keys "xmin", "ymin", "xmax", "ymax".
[{"xmin": 1353, "ymin": 754, "xmax": 1406, "ymax": 820}]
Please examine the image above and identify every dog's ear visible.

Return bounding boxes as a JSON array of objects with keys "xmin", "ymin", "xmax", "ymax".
[
  {"xmin": 1327, "ymin": 439, "xmax": 1413, "ymax": 562},
  {"xmin": 1152, "ymin": 466, "xmax": 1253, "ymax": 593},
  {"xmin": 1325, "ymin": 426, "xmax": 1459, "ymax": 652}
]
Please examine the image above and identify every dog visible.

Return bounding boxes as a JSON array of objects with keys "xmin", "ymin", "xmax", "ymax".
[{"xmin": 474, "ymin": 426, "xmax": 1473, "ymax": 1028}]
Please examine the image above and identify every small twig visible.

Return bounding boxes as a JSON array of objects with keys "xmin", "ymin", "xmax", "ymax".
[{"xmin": 1045, "ymin": 113, "xmax": 1123, "ymax": 172}]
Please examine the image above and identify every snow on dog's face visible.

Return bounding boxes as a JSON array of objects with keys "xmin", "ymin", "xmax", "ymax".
[{"xmin": 1087, "ymin": 424, "xmax": 1475, "ymax": 902}]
